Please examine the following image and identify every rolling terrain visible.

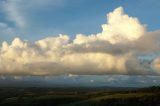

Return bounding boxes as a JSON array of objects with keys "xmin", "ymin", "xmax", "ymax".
[{"xmin": 0, "ymin": 86, "xmax": 159, "ymax": 106}]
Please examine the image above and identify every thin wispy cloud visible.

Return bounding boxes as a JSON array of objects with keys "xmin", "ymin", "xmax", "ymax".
[
  {"xmin": 1, "ymin": 0, "xmax": 26, "ymax": 28},
  {"xmin": 0, "ymin": 0, "xmax": 64, "ymax": 29}
]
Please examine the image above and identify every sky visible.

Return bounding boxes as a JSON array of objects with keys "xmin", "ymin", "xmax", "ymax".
[{"xmin": 0, "ymin": 0, "xmax": 160, "ymax": 87}]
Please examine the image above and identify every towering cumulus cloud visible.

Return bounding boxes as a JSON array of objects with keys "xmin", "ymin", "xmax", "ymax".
[{"xmin": 0, "ymin": 7, "xmax": 160, "ymax": 76}]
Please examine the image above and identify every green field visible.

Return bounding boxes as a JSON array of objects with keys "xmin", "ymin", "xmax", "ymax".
[{"xmin": 0, "ymin": 86, "xmax": 159, "ymax": 106}]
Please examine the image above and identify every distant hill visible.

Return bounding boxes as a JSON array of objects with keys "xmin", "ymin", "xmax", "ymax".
[{"xmin": 0, "ymin": 86, "xmax": 159, "ymax": 106}]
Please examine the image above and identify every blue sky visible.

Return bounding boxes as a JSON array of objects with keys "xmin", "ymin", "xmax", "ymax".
[
  {"xmin": 0, "ymin": 0, "xmax": 160, "ymax": 87},
  {"xmin": 0, "ymin": 0, "xmax": 160, "ymax": 43}
]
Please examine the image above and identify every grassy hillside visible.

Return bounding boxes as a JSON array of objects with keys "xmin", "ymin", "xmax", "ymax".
[{"xmin": 0, "ymin": 86, "xmax": 159, "ymax": 106}]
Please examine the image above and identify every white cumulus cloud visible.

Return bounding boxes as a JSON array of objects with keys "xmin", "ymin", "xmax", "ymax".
[{"xmin": 0, "ymin": 7, "xmax": 160, "ymax": 76}]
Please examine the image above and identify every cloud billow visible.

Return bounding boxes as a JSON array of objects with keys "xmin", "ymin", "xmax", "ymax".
[{"xmin": 0, "ymin": 7, "xmax": 160, "ymax": 76}]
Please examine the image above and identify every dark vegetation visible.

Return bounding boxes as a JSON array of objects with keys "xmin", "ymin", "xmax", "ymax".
[{"xmin": 0, "ymin": 86, "xmax": 159, "ymax": 106}]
